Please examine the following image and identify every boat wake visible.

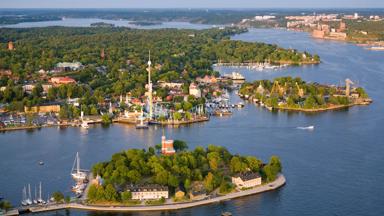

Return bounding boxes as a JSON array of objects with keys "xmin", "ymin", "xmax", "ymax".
[{"xmin": 296, "ymin": 125, "xmax": 315, "ymax": 130}]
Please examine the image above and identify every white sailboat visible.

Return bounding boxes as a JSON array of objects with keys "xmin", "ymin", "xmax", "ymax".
[
  {"xmin": 26, "ymin": 184, "xmax": 32, "ymax": 205},
  {"xmin": 71, "ymin": 152, "xmax": 87, "ymax": 181},
  {"xmin": 38, "ymin": 182, "xmax": 45, "ymax": 203},
  {"xmin": 33, "ymin": 185, "xmax": 38, "ymax": 204},
  {"xmin": 21, "ymin": 186, "xmax": 28, "ymax": 206}
]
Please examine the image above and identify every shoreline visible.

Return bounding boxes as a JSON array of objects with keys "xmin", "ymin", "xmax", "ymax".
[{"xmin": 24, "ymin": 174, "xmax": 285, "ymax": 214}]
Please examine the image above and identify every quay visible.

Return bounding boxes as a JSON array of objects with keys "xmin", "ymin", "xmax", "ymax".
[{"xmin": 8, "ymin": 175, "xmax": 285, "ymax": 214}]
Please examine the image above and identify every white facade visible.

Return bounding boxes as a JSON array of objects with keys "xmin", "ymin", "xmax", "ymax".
[
  {"xmin": 130, "ymin": 188, "xmax": 169, "ymax": 200},
  {"xmin": 232, "ymin": 174, "xmax": 262, "ymax": 189}
]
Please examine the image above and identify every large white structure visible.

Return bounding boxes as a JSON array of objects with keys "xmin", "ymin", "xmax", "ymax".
[
  {"xmin": 232, "ymin": 172, "xmax": 262, "ymax": 189},
  {"xmin": 127, "ymin": 185, "xmax": 169, "ymax": 200},
  {"xmin": 189, "ymin": 82, "xmax": 201, "ymax": 98},
  {"xmin": 147, "ymin": 51, "xmax": 153, "ymax": 119},
  {"xmin": 56, "ymin": 62, "xmax": 83, "ymax": 71}
]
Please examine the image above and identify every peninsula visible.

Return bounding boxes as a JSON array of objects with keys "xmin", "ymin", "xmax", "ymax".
[{"xmin": 239, "ymin": 76, "xmax": 372, "ymax": 112}]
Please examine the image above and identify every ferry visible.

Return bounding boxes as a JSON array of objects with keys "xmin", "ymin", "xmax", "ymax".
[{"xmin": 213, "ymin": 109, "xmax": 233, "ymax": 117}]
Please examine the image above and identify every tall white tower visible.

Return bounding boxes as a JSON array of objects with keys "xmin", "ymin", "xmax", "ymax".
[{"xmin": 147, "ymin": 50, "xmax": 153, "ymax": 119}]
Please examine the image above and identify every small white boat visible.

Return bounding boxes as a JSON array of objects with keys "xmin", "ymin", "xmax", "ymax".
[
  {"xmin": 81, "ymin": 121, "xmax": 89, "ymax": 129},
  {"xmin": 297, "ymin": 125, "xmax": 315, "ymax": 130}
]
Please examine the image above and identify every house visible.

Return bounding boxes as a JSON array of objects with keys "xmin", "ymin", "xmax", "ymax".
[
  {"xmin": 91, "ymin": 174, "xmax": 103, "ymax": 187},
  {"xmin": 188, "ymin": 190, "xmax": 207, "ymax": 201},
  {"xmin": 175, "ymin": 188, "xmax": 185, "ymax": 199},
  {"xmin": 22, "ymin": 84, "xmax": 35, "ymax": 93},
  {"xmin": 127, "ymin": 185, "xmax": 169, "ymax": 200},
  {"xmin": 56, "ymin": 62, "xmax": 83, "ymax": 71},
  {"xmin": 24, "ymin": 103, "xmax": 61, "ymax": 113},
  {"xmin": 42, "ymin": 84, "xmax": 52, "ymax": 94},
  {"xmin": 50, "ymin": 77, "xmax": 76, "ymax": 85},
  {"xmin": 196, "ymin": 75, "xmax": 217, "ymax": 84},
  {"xmin": 189, "ymin": 82, "xmax": 201, "ymax": 98},
  {"xmin": 158, "ymin": 81, "xmax": 183, "ymax": 89},
  {"xmin": 161, "ymin": 134, "xmax": 175, "ymax": 155},
  {"xmin": 232, "ymin": 172, "xmax": 262, "ymax": 189}
]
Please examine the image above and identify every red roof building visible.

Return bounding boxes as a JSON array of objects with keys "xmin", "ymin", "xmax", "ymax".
[{"xmin": 50, "ymin": 76, "xmax": 76, "ymax": 85}]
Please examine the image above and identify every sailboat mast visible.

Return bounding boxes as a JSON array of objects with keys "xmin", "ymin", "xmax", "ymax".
[
  {"xmin": 77, "ymin": 152, "xmax": 80, "ymax": 174},
  {"xmin": 39, "ymin": 182, "xmax": 42, "ymax": 200},
  {"xmin": 28, "ymin": 184, "xmax": 31, "ymax": 200}
]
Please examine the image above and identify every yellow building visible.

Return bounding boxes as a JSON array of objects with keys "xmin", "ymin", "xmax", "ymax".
[
  {"xmin": 127, "ymin": 185, "xmax": 169, "ymax": 200},
  {"xmin": 175, "ymin": 188, "xmax": 185, "ymax": 199},
  {"xmin": 24, "ymin": 104, "xmax": 61, "ymax": 113}
]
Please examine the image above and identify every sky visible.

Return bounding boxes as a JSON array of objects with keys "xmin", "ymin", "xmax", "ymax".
[{"xmin": 0, "ymin": 0, "xmax": 383, "ymax": 9}]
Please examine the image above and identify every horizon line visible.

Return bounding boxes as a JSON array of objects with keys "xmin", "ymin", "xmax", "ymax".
[{"xmin": 0, "ymin": 7, "xmax": 383, "ymax": 10}]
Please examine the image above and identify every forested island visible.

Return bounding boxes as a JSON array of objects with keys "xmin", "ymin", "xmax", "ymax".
[
  {"xmin": 90, "ymin": 22, "xmax": 115, "ymax": 27},
  {"xmin": 129, "ymin": 21, "xmax": 162, "ymax": 26},
  {"xmin": 0, "ymin": 26, "xmax": 318, "ymax": 114},
  {"xmin": 239, "ymin": 77, "xmax": 372, "ymax": 112},
  {"xmin": 88, "ymin": 142, "xmax": 282, "ymax": 204}
]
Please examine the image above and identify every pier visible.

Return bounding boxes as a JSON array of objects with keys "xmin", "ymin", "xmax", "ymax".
[{"xmin": 7, "ymin": 175, "xmax": 285, "ymax": 215}]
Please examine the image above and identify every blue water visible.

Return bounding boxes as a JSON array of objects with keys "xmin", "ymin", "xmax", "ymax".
[
  {"xmin": 0, "ymin": 18, "xmax": 214, "ymax": 29},
  {"xmin": 1, "ymin": 27, "xmax": 384, "ymax": 216}
]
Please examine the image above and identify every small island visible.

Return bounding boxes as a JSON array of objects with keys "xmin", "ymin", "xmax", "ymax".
[
  {"xmin": 129, "ymin": 21, "xmax": 162, "ymax": 26},
  {"xmin": 84, "ymin": 137, "xmax": 283, "ymax": 207},
  {"xmin": 239, "ymin": 76, "xmax": 372, "ymax": 112},
  {"xmin": 90, "ymin": 22, "xmax": 115, "ymax": 27}
]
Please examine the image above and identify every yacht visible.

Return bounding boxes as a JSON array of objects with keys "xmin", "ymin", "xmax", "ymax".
[{"xmin": 71, "ymin": 152, "xmax": 87, "ymax": 181}]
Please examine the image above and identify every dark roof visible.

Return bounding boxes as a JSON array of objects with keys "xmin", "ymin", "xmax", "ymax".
[
  {"xmin": 233, "ymin": 172, "xmax": 261, "ymax": 181},
  {"xmin": 127, "ymin": 184, "xmax": 168, "ymax": 192},
  {"xmin": 190, "ymin": 189, "xmax": 206, "ymax": 196}
]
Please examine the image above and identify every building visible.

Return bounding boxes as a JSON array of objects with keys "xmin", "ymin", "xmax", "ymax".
[
  {"xmin": 161, "ymin": 134, "xmax": 175, "ymax": 155},
  {"xmin": 127, "ymin": 185, "xmax": 169, "ymax": 200},
  {"xmin": 91, "ymin": 174, "xmax": 103, "ymax": 186},
  {"xmin": 50, "ymin": 76, "xmax": 76, "ymax": 85},
  {"xmin": 189, "ymin": 190, "xmax": 207, "ymax": 200},
  {"xmin": 256, "ymin": 83, "xmax": 265, "ymax": 95},
  {"xmin": 232, "ymin": 172, "xmax": 262, "ymax": 189},
  {"xmin": 56, "ymin": 62, "xmax": 83, "ymax": 71},
  {"xmin": 189, "ymin": 82, "xmax": 201, "ymax": 98},
  {"xmin": 158, "ymin": 81, "xmax": 183, "ymax": 89},
  {"xmin": 22, "ymin": 84, "xmax": 35, "ymax": 93},
  {"xmin": 8, "ymin": 41, "xmax": 14, "ymax": 51},
  {"xmin": 175, "ymin": 188, "xmax": 185, "ymax": 199},
  {"xmin": 196, "ymin": 75, "xmax": 217, "ymax": 84},
  {"xmin": 24, "ymin": 103, "xmax": 61, "ymax": 113}
]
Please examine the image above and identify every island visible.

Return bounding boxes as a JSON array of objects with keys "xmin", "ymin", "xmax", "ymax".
[
  {"xmin": 129, "ymin": 21, "xmax": 162, "ymax": 26},
  {"xmin": 239, "ymin": 76, "xmax": 372, "ymax": 112},
  {"xmin": 83, "ymin": 138, "xmax": 283, "ymax": 207},
  {"xmin": 0, "ymin": 26, "xmax": 319, "ymax": 131},
  {"xmin": 90, "ymin": 22, "xmax": 115, "ymax": 27}
]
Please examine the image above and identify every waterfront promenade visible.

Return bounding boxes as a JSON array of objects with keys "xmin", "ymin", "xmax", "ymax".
[{"xmin": 20, "ymin": 175, "xmax": 285, "ymax": 214}]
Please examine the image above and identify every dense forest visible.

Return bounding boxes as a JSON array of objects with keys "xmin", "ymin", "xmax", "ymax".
[
  {"xmin": 88, "ymin": 143, "xmax": 282, "ymax": 203},
  {"xmin": 0, "ymin": 26, "xmax": 318, "ymax": 113}
]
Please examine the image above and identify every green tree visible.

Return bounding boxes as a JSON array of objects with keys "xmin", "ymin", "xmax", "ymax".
[
  {"xmin": 52, "ymin": 191, "xmax": 64, "ymax": 203},
  {"xmin": 120, "ymin": 191, "xmax": 132, "ymax": 202},
  {"xmin": 173, "ymin": 140, "xmax": 188, "ymax": 152},
  {"xmin": 102, "ymin": 114, "xmax": 111, "ymax": 125},
  {"xmin": 104, "ymin": 184, "xmax": 118, "ymax": 201}
]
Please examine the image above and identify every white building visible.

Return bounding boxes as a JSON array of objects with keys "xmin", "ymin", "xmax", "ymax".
[
  {"xmin": 232, "ymin": 172, "xmax": 262, "ymax": 189},
  {"xmin": 189, "ymin": 82, "xmax": 201, "ymax": 98},
  {"xmin": 56, "ymin": 62, "xmax": 83, "ymax": 71},
  {"xmin": 127, "ymin": 185, "xmax": 169, "ymax": 200}
]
